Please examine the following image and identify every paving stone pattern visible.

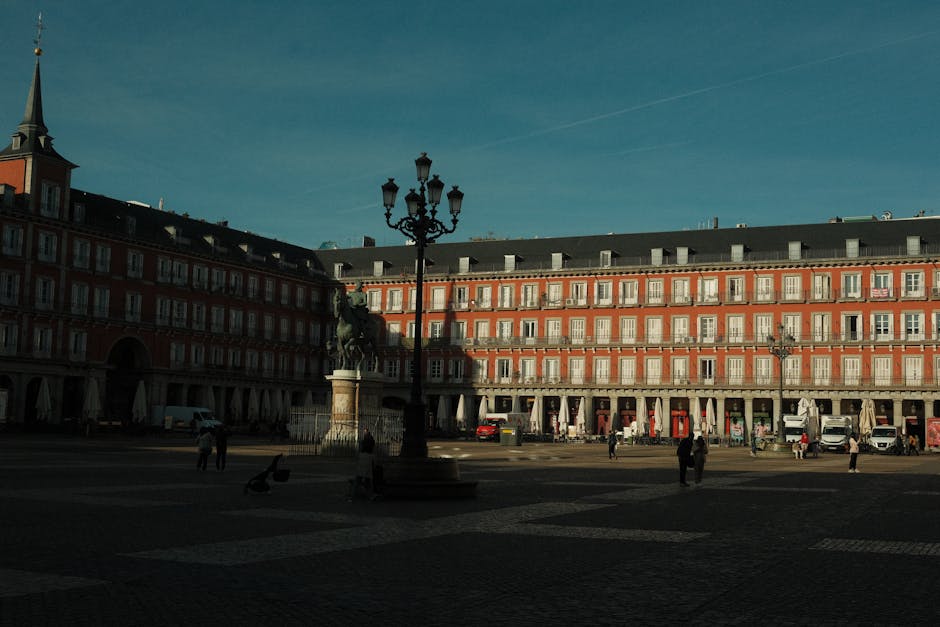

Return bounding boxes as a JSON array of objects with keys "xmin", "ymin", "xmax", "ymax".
[{"xmin": 0, "ymin": 435, "xmax": 938, "ymax": 626}]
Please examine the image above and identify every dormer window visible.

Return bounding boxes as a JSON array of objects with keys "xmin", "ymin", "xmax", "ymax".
[
  {"xmin": 334, "ymin": 262, "xmax": 347, "ymax": 279},
  {"xmin": 72, "ymin": 203, "xmax": 85, "ymax": 224},
  {"xmin": 907, "ymin": 235, "xmax": 922, "ymax": 256},
  {"xmin": 731, "ymin": 244, "xmax": 744, "ymax": 262},
  {"xmin": 551, "ymin": 252, "xmax": 568, "ymax": 270},
  {"xmin": 600, "ymin": 250, "xmax": 618, "ymax": 268},
  {"xmin": 504, "ymin": 254, "xmax": 521, "ymax": 272},
  {"xmin": 788, "ymin": 241, "xmax": 802, "ymax": 261},
  {"xmin": 458, "ymin": 256, "xmax": 477, "ymax": 274},
  {"xmin": 373, "ymin": 260, "xmax": 390, "ymax": 277},
  {"xmin": 651, "ymin": 248, "xmax": 664, "ymax": 266},
  {"xmin": 846, "ymin": 238, "xmax": 859, "ymax": 258},
  {"xmin": 676, "ymin": 247, "xmax": 689, "ymax": 265},
  {"xmin": 126, "ymin": 216, "xmax": 137, "ymax": 236}
]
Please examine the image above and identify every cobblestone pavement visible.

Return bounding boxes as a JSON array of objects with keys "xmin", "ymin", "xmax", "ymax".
[{"xmin": 0, "ymin": 434, "xmax": 938, "ymax": 626}]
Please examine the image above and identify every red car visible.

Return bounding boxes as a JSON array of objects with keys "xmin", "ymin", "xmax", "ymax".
[{"xmin": 475, "ymin": 418, "xmax": 506, "ymax": 441}]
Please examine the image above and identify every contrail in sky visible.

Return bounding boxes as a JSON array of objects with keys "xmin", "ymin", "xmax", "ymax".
[{"xmin": 468, "ymin": 28, "xmax": 940, "ymax": 151}]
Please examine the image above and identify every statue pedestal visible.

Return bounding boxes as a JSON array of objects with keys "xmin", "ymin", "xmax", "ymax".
[{"xmin": 324, "ymin": 370, "xmax": 386, "ymax": 453}]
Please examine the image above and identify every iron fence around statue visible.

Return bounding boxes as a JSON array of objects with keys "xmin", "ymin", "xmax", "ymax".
[{"xmin": 287, "ymin": 406, "xmax": 403, "ymax": 457}]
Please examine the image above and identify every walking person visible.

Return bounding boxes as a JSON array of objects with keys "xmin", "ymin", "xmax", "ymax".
[
  {"xmin": 908, "ymin": 434, "xmax": 920, "ymax": 456},
  {"xmin": 692, "ymin": 435, "xmax": 708, "ymax": 485},
  {"xmin": 677, "ymin": 433, "xmax": 694, "ymax": 487},
  {"xmin": 848, "ymin": 432, "xmax": 860, "ymax": 473},
  {"xmin": 607, "ymin": 430, "xmax": 618, "ymax": 460},
  {"xmin": 750, "ymin": 423, "xmax": 759, "ymax": 457},
  {"xmin": 195, "ymin": 427, "xmax": 214, "ymax": 471},
  {"xmin": 800, "ymin": 432, "xmax": 809, "ymax": 460},
  {"xmin": 215, "ymin": 425, "xmax": 229, "ymax": 471}
]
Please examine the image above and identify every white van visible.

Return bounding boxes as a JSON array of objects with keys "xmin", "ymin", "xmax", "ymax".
[
  {"xmin": 152, "ymin": 406, "xmax": 222, "ymax": 432},
  {"xmin": 870, "ymin": 425, "xmax": 900, "ymax": 454}
]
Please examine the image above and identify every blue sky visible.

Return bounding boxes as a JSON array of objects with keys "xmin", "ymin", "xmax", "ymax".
[{"xmin": 2, "ymin": 1, "xmax": 940, "ymax": 248}]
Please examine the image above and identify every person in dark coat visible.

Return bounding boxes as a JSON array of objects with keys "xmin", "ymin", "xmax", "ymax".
[
  {"xmin": 677, "ymin": 433, "xmax": 694, "ymax": 486},
  {"xmin": 607, "ymin": 431, "xmax": 618, "ymax": 459},
  {"xmin": 215, "ymin": 425, "xmax": 229, "ymax": 471}
]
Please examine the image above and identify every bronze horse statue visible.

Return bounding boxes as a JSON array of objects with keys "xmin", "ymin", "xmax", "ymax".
[{"xmin": 332, "ymin": 288, "xmax": 379, "ymax": 371}]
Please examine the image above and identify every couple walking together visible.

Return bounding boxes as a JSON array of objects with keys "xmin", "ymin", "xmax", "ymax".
[{"xmin": 677, "ymin": 433, "xmax": 707, "ymax": 487}]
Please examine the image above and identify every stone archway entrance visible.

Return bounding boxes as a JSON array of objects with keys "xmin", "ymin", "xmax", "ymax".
[{"xmin": 105, "ymin": 337, "xmax": 151, "ymax": 424}]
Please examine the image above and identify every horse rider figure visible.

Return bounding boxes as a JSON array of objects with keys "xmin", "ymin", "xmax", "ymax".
[{"xmin": 332, "ymin": 282, "xmax": 378, "ymax": 371}]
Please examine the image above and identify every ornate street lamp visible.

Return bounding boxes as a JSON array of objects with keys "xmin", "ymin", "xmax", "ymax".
[
  {"xmin": 382, "ymin": 153, "xmax": 464, "ymax": 458},
  {"xmin": 767, "ymin": 323, "xmax": 796, "ymax": 446}
]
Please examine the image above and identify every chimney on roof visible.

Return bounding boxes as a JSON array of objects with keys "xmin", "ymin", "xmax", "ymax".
[{"xmin": 712, "ymin": 216, "xmax": 718, "ymax": 230}]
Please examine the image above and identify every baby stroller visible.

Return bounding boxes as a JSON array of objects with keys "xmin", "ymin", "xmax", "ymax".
[{"xmin": 244, "ymin": 454, "xmax": 290, "ymax": 494}]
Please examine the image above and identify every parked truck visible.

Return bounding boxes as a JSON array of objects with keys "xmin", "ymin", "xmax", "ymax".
[
  {"xmin": 782, "ymin": 414, "xmax": 818, "ymax": 443},
  {"xmin": 820, "ymin": 415, "xmax": 853, "ymax": 452}
]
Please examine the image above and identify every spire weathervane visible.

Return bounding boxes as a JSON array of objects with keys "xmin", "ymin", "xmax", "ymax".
[{"xmin": 33, "ymin": 12, "xmax": 44, "ymax": 56}]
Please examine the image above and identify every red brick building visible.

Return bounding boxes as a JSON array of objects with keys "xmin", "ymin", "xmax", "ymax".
[{"xmin": 3, "ymin": 49, "xmax": 939, "ymax": 449}]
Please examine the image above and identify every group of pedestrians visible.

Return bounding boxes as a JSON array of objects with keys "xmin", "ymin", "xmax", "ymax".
[{"xmin": 195, "ymin": 425, "xmax": 229, "ymax": 471}]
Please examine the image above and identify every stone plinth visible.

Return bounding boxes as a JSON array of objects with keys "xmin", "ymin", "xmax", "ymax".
[
  {"xmin": 380, "ymin": 457, "xmax": 478, "ymax": 499},
  {"xmin": 324, "ymin": 370, "xmax": 387, "ymax": 452}
]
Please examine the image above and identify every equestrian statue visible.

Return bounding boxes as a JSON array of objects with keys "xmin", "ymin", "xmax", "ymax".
[{"xmin": 331, "ymin": 281, "xmax": 379, "ymax": 371}]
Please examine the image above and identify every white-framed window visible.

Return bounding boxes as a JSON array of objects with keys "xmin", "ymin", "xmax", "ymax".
[
  {"xmin": 384, "ymin": 358, "xmax": 401, "ymax": 381},
  {"xmin": 33, "ymin": 326, "xmax": 53, "ymax": 356},
  {"xmin": 227, "ymin": 272, "xmax": 242, "ymax": 296},
  {"xmin": 431, "ymin": 286, "xmax": 446, "ymax": 310},
  {"xmin": 569, "ymin": 318, "xmax": 586, "ymax": 344},
  {"xmin": 294, "ymin": 285, "xmax": 305, "ymax": 307},
  {"xmin": 619, "ymin": 357, "xmax": 636, "ymax": 385},
  {"xmin": 569, "ymin": 357, "xmax": 585, "ymax": 384},
  {"xmin": 521, "ymin": 319, "xmax": 538, "ymax": 343},
  {"xmin": 280, "ymin": 282, "xmax": 290, "ymax": 305},
  {"xmin": 672, "ymin": 278, "xmax": 690, "ymax": 304},
  {"xmin": 367, "ymin": 289, "xmax": 382, "ymax": 311},
  {"xmin": 903, "ymin": 312, "xmax": 924, "ymax": 340},
  {"xmin": 156, "ymin": 296, "xmax": 171, "ymax": 325},
  {"xmin": 72, "ymin": 239, "xmax": 90, "ymax": 269},
  {"xmin": 68, "ymin": 330, "xmax": 87, "ymax": 360},
  {"xmin": 594, "ymin": 357, "xmax": 610, "ymax": 384},
  {"xmin": 619, "ymin": 317, "xmax": 637, "ymax": 344},
  {"xmin": 157, "ymin": 257, "xmax": 172, "ymax": 283},
  {"xmin": 907, "ymin": 235, "xmax": 922, "ymax": 256},
  {"xmin": 727, "ymin": 357, "xmax": 744, "ymax": 385},
  {"xmin": 727, "ymin": 315, "xmax": 744, "ymax": 343},
  {"xmin": 699, "ymin": 357, "xmax": 716, "ymax": 384},
  {"xmin": 595, "ymin": 281, "xmax": 613, "ymax": 306},
  {"xmin": 646, "ymin": 279, "xmax": 663, "ymax": 304},
  {"xmin": 450, "ymin": 357, "xmax": 466, "ymax": 382},
  {"xmin": 496, "ymin": 358, "xmax": 513, "ymax": 383},
  {"xmin": 451, "ymin": 321, "xmax": 466, "ymax": 345},
  {"xmin": 0, "ymin": 271, "xmax": 20, "ymax": 305},
  {"xmin": 595, "ymin": 317, "xmax": 611, "ymax": 344},
  {"xmin": 95, "ymin": 244, "xmax": 111, "ymax": 273},
  {"xmin": 545, "ymin": 319, "xmax": 562, "ymax": 343},
  {"xmin": 873, "ymin": 356, "xmax": 891, "ymax": 386},
  {"xmin": 846, "ymin": 238, "xmax": 860, "ymax": 258},
  {"xmin": 428, "ymin": 359, "xmax": 444, "ymax": 382},
  {"xmin": 0, "ymin": 321, "xmax": 19, "ymax": 354},
  {"xmin": 544, "ymin": 283, "xmax": 562, "ymax": 307},
  {"xmin": 279, "ymin": 317, "xmax": 290, "ymax": 341},
  {"xmin": 193, "ymin": 265, "xmax": 208, "ymax": 289},
  {"xmin": 170, "ymin": 342, "xmax": 186, "ymax": 367},
  {"xmin": 498, "ymin": 284, "xmax": 514, "ymax": 308},
  {"xmin": 193, "ymin": 303, "xmax": 206, "ymax": 331},
  {"xmin": 842, "ymin": 272, "xmax": 861, "ymax": 298},
  {"xmin": 474, "ymin": 320, "xmax": 489, "ymax": 342},
  {"xmin": 902, "ymin": 271, "xmax": 924, "ymax": 298},
  {"xmin": 570, "ymin": 282, "xmax": 587, "ymax": 306},
  {"xmin": 37, "ymin": 231, "xmax": 57, "ymax": 262},
  {"xmin": 842, "ymin": 313, "xmax": 862, "ymax": 341},
  {"xmin": 699, "ymin": 277, "xmax": 718, "ymax": 303},
  {"xmin": 812, "ymin": 274, "xmax": 831, "ymax": 300},
  {"xmin": 2, "ymin": 225, "xmax": 24, "ymax": 256},
  {"xmin": 229, "ymin": 348, "xmax": 242, "ymax": 369},
  {"xmin": 672, "ymin": 356, "xmax": 689, "ymax": 384},
  {"xmin": 246, "ymin": 350, "xmax": 259, "ymax": 373},
  {"xmin": 212, "ymin": 307, "xmax": 226, "ymax": 333},
  {"xmin": 754, "ymin": 314, "xmax": 773, "ymax": 342},
  {"xmin": 543, "ymin": 358, "xmax": 560, "ymax": 383},
  {"xmin": 843, "ymin": 356, "xmax": 861, "ymax": 385},
  {"xmin": 496, "ymin": 319, "xmax": 513, "ymax": 341},
  {"xmin": 754, "ymin": 356, "xmax": 772, "ymax": 385},
  {"xmin": 229, "ymin": 309, "xmax": 243, "ymax": 334},
  {"xmin": 127, "ymin": 251, "xmax": 143, "ymax": 279},
  {"xmin": 873, "ymin": 312, "xmax": 892, "ymax": 340},
  {"xmin": 428, "ymin": 320, "xmax": 444, "ymax": 339},
  {"xmin": 788, "ymin": 241, "xmax": 802, "ymax": 261},
  {"xmin": 386, "ymin": 322, "xmax": 400, "ymax": 346},
  {"xmin": 264, "ymin": 278, "xmax": 275, "ymax": 302},
  {"xmin": 475, "ymin": 285, "xmax": 492, "ymax": 308},
  {"xmin": 812, "ymin": 313, "xmax": 830, "ymax": 342},
  {"xmin": 210, "ymin": 268, "xmax": 226, "ymax": 292},
  {"xmin": 698, "ymin": 316, "xmax": 717, "ymax": 343},
  {"xmin": 904, "ymin": 356, "xmax": 923, "ymax": 386},
  {"xmin": 522, "ymin": 284, "xmax": 539, "ymax": 308},
  {"xmin": 755, "ymin": 276, "xmax": 774, "ymax": 302},
  {"xmin": 812, "ymin": 356, "xmax": 830, "ymax": 385},
  {"xmin": 473, "ymin": 358, "xmax": 488, "ymax": 382},
  {"xmin": 783, "ymin": 314, "xmax": 801, "ymax": 341},
  {"xmin": 93, "ymin": 286, "xmax": 110, "ymax": 318},
  {"xmin": 172, "ymin": 260, "xmax": 188, "ymax": 286},
  {"xmin": 644, "ymin": 357, "xmax": 662, "ymax": 385},
  {"xmin": 645, "ymin": 317, "xmax": 662, "ymax": 343},
  {"xmin": 727, "ymin": 277, "xmax": 744, "ymax": 302},
  {"xmin": 454, "ymin": 286, "xmax": 470, "ymax": 309},
  {"xmin": 388, "ymin": 289, "xmax": 403, "ymax": 311},
  {"xmin": 191, "ymin": 344, "xmax": 205, "ymax": 368},
  {"xmin": 872, "ymin": 272, "xmax": 893, "ymax": 298},
  {"xmin": 619, "ymin": 279, "xmax": 638, "ymax": 305},
  {"xmin": 247, "ymin": 274, "xmax": 259, "ymax": 299},
  {"xmin": 294, "ymin": 319, "xmax": 305, "ymax": 343},
  {"xmin": 672, "ymin": 316, "xmax": 689, "ymax": 343},
  {"xmin": 35, "ymin": 277, "xmax": 54, "ymax": 309},
  {"xmin": 600, "ymin": 250, "xmax": 613, "ymax": 267},
  {"xmin": 125, "ymin": 292, "xmax": 142, "ymax": 322},
  {"xmin": 783, "ymin": 275, "xmax": 802, "ymax": 301}
]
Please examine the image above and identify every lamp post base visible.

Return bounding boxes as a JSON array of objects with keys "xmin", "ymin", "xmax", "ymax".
[
  {"xmin": 380, "ymin": 456, "xmax": 477, "ymax": 499},
  {"xmin": 400, "ymin": 401, "xmax": 429, "ymax": 458}
]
